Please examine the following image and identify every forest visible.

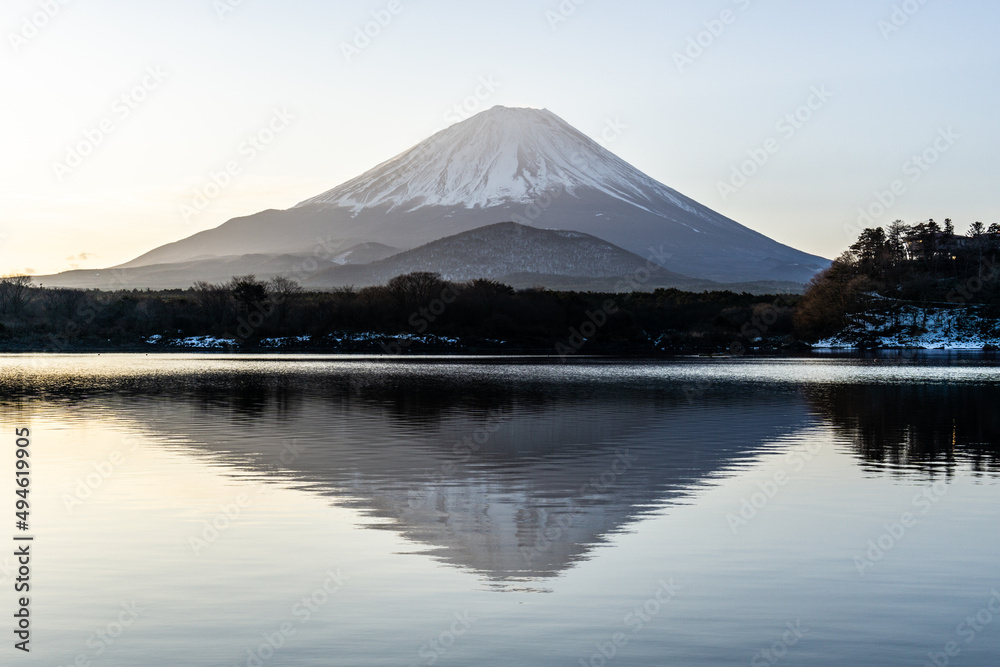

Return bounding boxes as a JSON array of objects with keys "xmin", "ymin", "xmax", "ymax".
[{"xmin": 0, "ymin": 272, "xmax": 798, "ymax": 354}]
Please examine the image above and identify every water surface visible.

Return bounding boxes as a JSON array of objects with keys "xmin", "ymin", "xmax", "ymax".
[{"xmin": 1, "ymin": 355, "xmax": 997, "ymax": 666}]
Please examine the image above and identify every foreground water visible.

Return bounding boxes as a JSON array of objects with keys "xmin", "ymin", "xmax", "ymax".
[{"xmin": 0, "ymin": 354, "xmax": 997, "ymax": 666}]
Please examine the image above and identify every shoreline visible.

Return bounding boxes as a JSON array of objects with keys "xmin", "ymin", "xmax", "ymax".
[{"xmin": 0, "ymin": 341, "xmax": 995, "ymax": 357}]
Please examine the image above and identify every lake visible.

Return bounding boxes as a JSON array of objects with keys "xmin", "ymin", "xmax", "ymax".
[{"xmin": 1, "ymin": 354, "xmax": 998, "ymax": 666}]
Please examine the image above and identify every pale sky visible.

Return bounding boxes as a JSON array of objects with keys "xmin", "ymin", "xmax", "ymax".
[{"xmin": 2, "ymin": 0, "xmax": 997, "ymax": 276}]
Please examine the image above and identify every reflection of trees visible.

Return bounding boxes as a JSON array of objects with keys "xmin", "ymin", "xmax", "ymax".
[
  {"xmin": 0, "ymin": 370, "xmax": 521, "ymax": 423},
  {"xmin": 0, "ymin": 365, "xmax": 701, "ymax": 427},
  {"xmin": 806, "ymin": 383, "xmax": 1000, "ymax": 474}
]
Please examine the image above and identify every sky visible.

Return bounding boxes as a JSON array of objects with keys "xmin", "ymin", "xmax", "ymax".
[{"xmin": 1, "ymin": 0, "xmax": 998, "ymax": 276}]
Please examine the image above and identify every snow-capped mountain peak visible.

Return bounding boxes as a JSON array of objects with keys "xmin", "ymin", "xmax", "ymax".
[
  {"xmin": 296, "ymin": 106, "xmax": 693, "ymax": 215},
  {"xmin": 107, "ymin": 105, "xmax": 829, "ymax": 285}
]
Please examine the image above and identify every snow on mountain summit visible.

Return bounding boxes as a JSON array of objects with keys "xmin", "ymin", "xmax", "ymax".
[{"xmin": 296, "ymin": 106, "xmax": 694, "ymax": 216}]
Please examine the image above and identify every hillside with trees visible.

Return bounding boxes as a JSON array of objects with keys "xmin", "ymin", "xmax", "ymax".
[{"xmin": 795, "ymin": 219, "xmax": 1000, "ymax": 345}]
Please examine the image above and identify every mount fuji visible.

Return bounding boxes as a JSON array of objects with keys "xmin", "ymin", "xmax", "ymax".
[{"xmin": 46, "ymin": 106, "xmax": 828, "ymax": 289}]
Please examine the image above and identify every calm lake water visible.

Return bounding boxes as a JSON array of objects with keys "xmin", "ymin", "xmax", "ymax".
[{"xmin": 1, "ymin": 354, "xmax": 998, "ymax": 666}]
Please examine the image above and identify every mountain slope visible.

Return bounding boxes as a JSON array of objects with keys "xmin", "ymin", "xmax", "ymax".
[
  {"xmin": 114, "ymin": 106, "xmax": 827, "ymax": 284},
  {"xmin": 39, "ymin": 253, "xmax": 336, "ymax": 291},
  {"xmin": 302, "ymin": 222, "xmax": 713, "ymax": 290}
]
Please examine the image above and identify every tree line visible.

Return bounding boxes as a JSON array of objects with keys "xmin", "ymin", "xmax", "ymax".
[{"xmin": 0, "ymin": 273, "xmax": 798, "ymax": 353}]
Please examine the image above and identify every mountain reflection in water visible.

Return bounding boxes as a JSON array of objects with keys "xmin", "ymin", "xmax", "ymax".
[{"xmin": 2, "ymin": 357, "xmax": 997, "ymax": 587}]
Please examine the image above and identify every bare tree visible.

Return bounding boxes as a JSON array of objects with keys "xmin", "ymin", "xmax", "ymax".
[
  {"xmin": 40, "ymin": 288, "xmax": 86, "ymax": 323},
  {"xmin": 192, "ymin": 281, "xmax": 233, "ymax": 330},
  {"xmin": 268, "ymin": 276, "xmax": 303, "ymax": 325},
  {"xmin": 227, "ymin": 275, "xmax": 269, "ymax": 316},
  {"xmin": 269, "ymin": 276, "xmax": 303, "ymax": 297},
  {"xmin": 0, "ymin": 275, "xmax": 35, "ymax": 316}
]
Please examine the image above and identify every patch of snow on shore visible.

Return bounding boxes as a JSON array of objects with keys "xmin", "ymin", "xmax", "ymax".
[{"xmin": 813, "ymin": 305, "xmax": 1000, "ymax": 350}]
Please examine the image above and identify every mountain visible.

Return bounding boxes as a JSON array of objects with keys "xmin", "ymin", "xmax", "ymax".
[
  {"xmin": 301, "ymin": 222, "xmax": 715, "ymax": 291},
  {"xmin": 41, "ymin": 222, "xmax": 802, "ymax": 293},
  {"xmin": 49, "ymin": 105, "xmax": 828, "ymax": 287},
  {"xmin": 286, "ymin": 106, "xmax": 826, "ymax": 285}
]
